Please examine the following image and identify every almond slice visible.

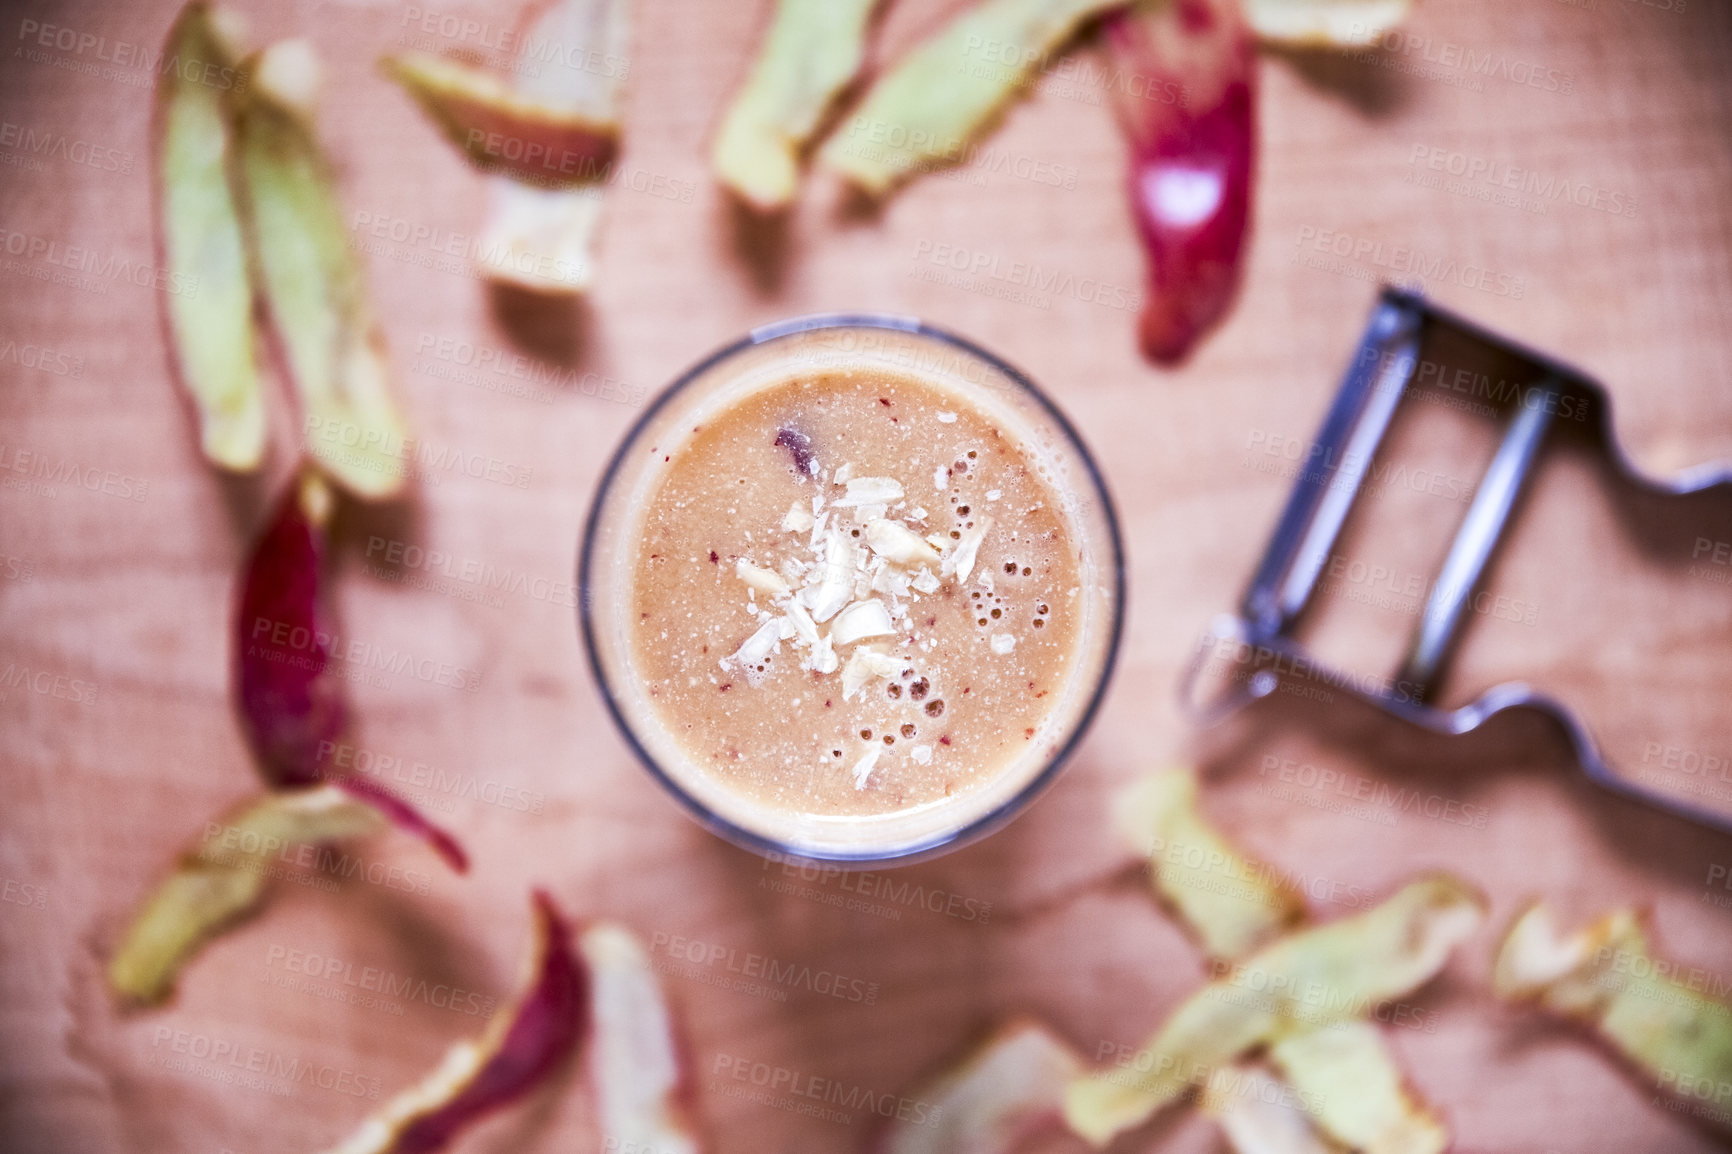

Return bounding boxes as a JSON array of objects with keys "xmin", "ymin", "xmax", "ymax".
[
  {"xmin": 736, "ymin": 559, "xmax": 790, "ymax": 598},
  {"xmin": 841, "ymin": 646, "xmax": 901, "ymax": 700},
  {"xmin": 831, "ymin": 476, "xmax": 904, "ymax": 506},
  {"xmin": 831, "ymin": 599, "xmax": 896, "ymax": 645},
  {"xmin": 723, "ymin": 618, "xmax": 782, "ymax": 670},
  {"xmin": 852, "ymin": 747, "xmax": 881, "ymax": 789},
  {"xmin": 866, "ymin": 518, "xmax": 942, "ymax": 567},
  {"xmin": 942, "ymin": 515, "xmax": 994, "ymax": 583},
  {"xmin": 801, "ymin": 522, "xmax": 854, "ymax": 622}
]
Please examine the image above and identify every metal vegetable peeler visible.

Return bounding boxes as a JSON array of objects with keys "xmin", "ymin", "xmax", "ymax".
[{"xmin": 1181, "ymin": 286, "xmax": 1732, "ymax": 835}]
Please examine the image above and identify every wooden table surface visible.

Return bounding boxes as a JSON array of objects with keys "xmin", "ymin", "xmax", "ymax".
[{"xmin": 3, "ymin": 0, "xmax": 1731, "ymax": 1151}]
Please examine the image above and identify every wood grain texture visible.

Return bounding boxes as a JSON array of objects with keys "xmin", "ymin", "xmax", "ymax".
[{"xmin": 1, "ymin": 0, "xmax": 1729, "ymax": 1151}]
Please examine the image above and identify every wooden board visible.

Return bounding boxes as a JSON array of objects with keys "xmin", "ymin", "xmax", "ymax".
[{"xmin": 2, "ymin": 0, "xmax": 1730, "ymax": 1150}]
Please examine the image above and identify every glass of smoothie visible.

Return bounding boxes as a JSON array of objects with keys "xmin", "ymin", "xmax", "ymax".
[{"xmin": 580, "ymin": 315, "xmax": 1123, "ymax": 865}]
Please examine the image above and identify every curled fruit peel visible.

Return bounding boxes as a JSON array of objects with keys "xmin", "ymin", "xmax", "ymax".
[
  {"xmin": 1114, "ymin": 769, "xmax": 1304, "ymax": 961},
  {"xmin": 1493, "ymin": 902, "xmax": 1732, "ymax": 1130},
  {"xmin": 322, "ymin": 891, "xmax": 589, "ymax": 1154},
  {"xmin": 108, "ymin": 785, "xmax": 386, "ymax": 1006},
  {"xmin": 1201, "ymin": 1063, "xmax": 1345, "ymax": 1154},
  {"xmin": 583, "ymin": 923, "xmax": 702, "ymax": 1154},
  {"xmin": 237, "ymin": 471, "xmax": 343, "ymax": 789},
  {"xmin": 1064, "ymin": 874, "xmax": 1484, "ymax": 1145},
  {"xmin": 336, "ymin": 777, "xmax": 469, "ymax": 873},
  {"xmin": 1118, "ymin": 768, "xmax": 1446, "ymax": 1153},
  {"xmin": 155, "ymin": 1, "xmax": 266, "ymax": 471},
  {"xmin": 478, "ymin": 0, "xmax": 631, "ymax": 293},
  {"xmin": 874, "ymin": 1019, "xmax": 1082, "ymax": 1154},
  {"xmin": 1267, "ymin": 1022, "xmax": 1446, "ymax": 1154},
  {"xmin": 1108, "ymin": 0, "xmax": 1256, "ymax": 364},
  {"xmin": 383, "ymin": 52, "xmax": 619, "ymax": 188},
  {"xmin": 236, "ymin": 473, "xmax": 469, "ymax": 870},
  {"xmin": 816, "ymin": 0, "xmax": 1126, "ymax": 196},
  {"xmin": 711, "ymin": 0, "xmax": 879, "ymax": 210},
  {"xmin": 1242, "ymin": 0, "xmax": 1410, "ymax": 48},
  {"xmin": 237, "ymin": 40, "xmax": 410, "ymax": 499}
]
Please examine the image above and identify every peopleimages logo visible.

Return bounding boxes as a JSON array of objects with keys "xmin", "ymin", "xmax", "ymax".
[
  {"xmin": 0, "ymin": 121, "xmax": 133, "ymax": 175},
  {"xmin": 246, "ymin": 613, "xmax": 484, "ymax": 693},
  {"xmin": 265, "ymin": 945, "xmax": 498, "ymax": 1017},
  {"xmin": 0, "ymin": 226, "xmax": 198, "ymax": 297},
  {"xmin": 649, "ymin": 932, "xmax": 880, "ymax": 1005},
  {"xmin": 16, "ymin": 17, "xmax": 247, "ymax": 92}
]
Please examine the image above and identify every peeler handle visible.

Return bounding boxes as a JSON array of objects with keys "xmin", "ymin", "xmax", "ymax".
[{"xmin": 1242, "ymin": 290, "xmax": 1425, "ymax": 641}]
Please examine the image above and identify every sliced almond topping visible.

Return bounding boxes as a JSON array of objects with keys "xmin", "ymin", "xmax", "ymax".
[
  {"xmin": 841, "ymin": 646, "xmax": 902, "ymax": 700},
  {"xmin": 852, "ymin": 747, "xmax": 881, "ymax": 790},
  {"xmin": 784, "ymin": 600, "xmax": 821, "ymax": 646},
  {"xmin": 831, "ymin": 599, "xmax": 896, "ymax": 646},
  {"xmin": 943, "ymin": 515, "xmax": 995, "ymax": 583},
  {"xmin": 810, "ymin": 635, "xmax": 839, "ymax": 675},
  {"xmin": 991, "ymin": 633, "xmax": 1016, "ymax": 655},
  {"xmin": 801, "ymin": 524, "xmax": 854, "ymax": 622},
  {"xmin": 723, "ymin": 618, "xmax": 782, "ymax": 671},
  {"xmin": 871, "ymin": 565, "xmax": 912, "ymax": 600},
  {"xmin": 735, "ymin": 559, "xmax": 790, "ymax": 598},
  {"xmin": 782, "ymin": 502, "xmax": 814, "ymax": 533},
  {"xmin": 866, "ymin": 518, "xmax": 942, "ymax": 567},
  {"xmin": 832, "ymin": 461, "xmax": 856, "ymax": 483},
  {"xmin": 832, "ymin": 476, "xmax": 904, "ymax": 507},
  {"xmin": 912, "ymin": 568, "xmax": 940, "ymax": 594}
]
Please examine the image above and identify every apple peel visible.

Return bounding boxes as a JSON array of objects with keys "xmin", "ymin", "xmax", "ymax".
[
  {"xmin": 237, "ymin": 471, "xmax": 342, "ymax": 789},
  {"xmin": 154, "ymin": 1, "xmax": 266, "ymax": 473},
  {"xmin": 582, "ymin": 923, "xmax": 702, "ymax": 1154},
  {"xmin": 1107, "ymin": 0, "xmax": 1256, "ymax": 365},
  {"xmin": 108, "ymin": 784, "xmax": 386, "ymax": 1006},
  {"xmin": 1118, "ymin": 768, "xmax": 1450, "ymax": 1154},
  {"xmin": 1064, "ymin": 874, "xmax": 1484, "ymax": 1146},
  {"xmin": 320, "ymin": 891, "xmax": 589, "ymax": 1154},
  {"xmin": 477, "ymin": 0, "xmax": 631, "ymax": 293},
  {"xmin": 1242, "ymin": 0, "xmax": 1410, "ymax": 48},
  {"xmin": 1114, "ymin": 769, "xmax": 1304, "ymax": 961},
  {"xmin": 1266, "ymin": 1022, "xmax": 1447, "ymax": 1154},
  {"xmin": 382, "ymin": 52, "xmax": 618, "ymax": 188},
  {"xmin": 236, "ymin": 473, "xmax": 468, "ymax": 871},
  {"xmin": 1493, "ymin": 902, "xmax": 1732, "ymax": 1130},
  {"xmin": 1201, "ymin": 1063, "xmax": 1345, "ymax": 1154},
  {"xmin": 236, "ymin": 39, "xmax": 409, "ymax": 499},
  {"xmin": 873, "ymin": 1019, "xmax": 1082, "ymax": 1154},
  {"xmin": 816, "ymin": 0, "xmax": 1126, "ymax": 197},
  {"xmin": 712, "ymin": 0, "xmax": 879, "ymax": 211}
]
